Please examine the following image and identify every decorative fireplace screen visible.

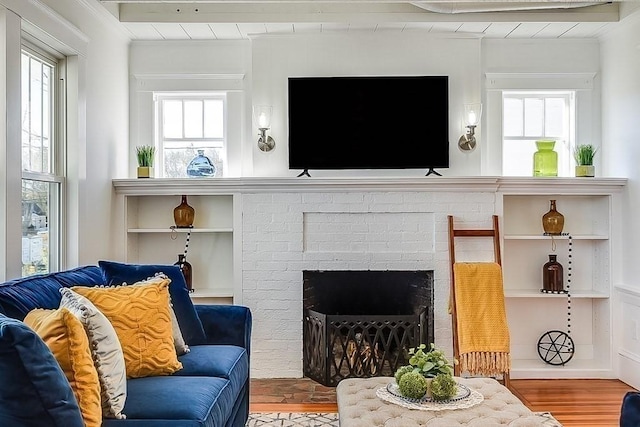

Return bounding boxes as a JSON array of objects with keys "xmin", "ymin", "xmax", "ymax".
[{"xmin": 302, "ymin": 270, "xmax": 434, "ymax": 387}]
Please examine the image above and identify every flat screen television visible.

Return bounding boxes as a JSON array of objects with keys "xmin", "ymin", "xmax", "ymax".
[{"xmin": 288, "ymin": 76, "xmax": 449, "ymax": 175}]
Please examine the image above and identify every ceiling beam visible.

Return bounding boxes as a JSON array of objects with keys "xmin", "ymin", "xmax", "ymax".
[{"xmin": 116, "ymin": 2, "xmax": 619, "ymax": 23}]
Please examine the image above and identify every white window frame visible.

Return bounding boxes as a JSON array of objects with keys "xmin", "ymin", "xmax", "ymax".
[
  {"xmin": 483, "ymin": 73, "xmax": 597, "ymax": 176},
  {"xmin": 154, "ymin": 92, "xmax": 228, "ymax": 178},
  {"xmin": 502, "ymin": 90, "xmax": 575, "ymax": 177},
  {"xmin": 21, "ymin": 42, "xmax": 65, "ymax": 276}
]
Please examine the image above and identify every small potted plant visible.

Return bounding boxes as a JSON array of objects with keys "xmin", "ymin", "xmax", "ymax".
[
  {"xmin": 136, "ymin": 145, "xmax": 156, "ymax": 178},
  {"xmin": 574, "ymin": 144, "xmax": 597, "ymax": 177},
  {"xmin": 407, "ymin": 343, "xmax": 454, "ymax": 378},
  {"xmin": 394, "ymin": 343, "xmax": 456, "ymax": 400}
]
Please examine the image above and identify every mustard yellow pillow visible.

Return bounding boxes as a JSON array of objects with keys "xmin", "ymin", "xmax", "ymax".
[
  {"xmin": 133, "ymin": 273, "xmax": 190, "ymax": 356},
  {"xmin": 72, "ymin": 280, "xmax": 182, "ymax": 379},
  {"xmin": 24, "ymin": 308, "xmax": 102, "ymax": 427}
]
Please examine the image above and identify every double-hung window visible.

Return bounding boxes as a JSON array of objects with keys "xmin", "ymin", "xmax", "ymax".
[
  {"xmin": 502, "ymin": 91, "xmax": 575, "ymax": 177},
  {"xmin": 21, "ymin": 45, "xmax": 64, "ymax": 276},
  {"xmin": 156, "ymin": 93, "xmax": 226, "ymax": 178}
]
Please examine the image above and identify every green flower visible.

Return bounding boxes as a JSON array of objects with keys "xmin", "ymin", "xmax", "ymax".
[
  {"xmin": 394, "ymin": 365, "xmax": 414, "ymax": 385},
  {"xmin": 398, "ymin": 371, "xmax": 428, "ymax": 399},
  {"xmin": 430, "ymin": 373, "xmax": 457, "ymax": 401}
]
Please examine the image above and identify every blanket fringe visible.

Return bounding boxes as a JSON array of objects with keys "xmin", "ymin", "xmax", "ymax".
[{"xmin": 460, "ymin": 352, "xmax": 511, "ymax": 376}]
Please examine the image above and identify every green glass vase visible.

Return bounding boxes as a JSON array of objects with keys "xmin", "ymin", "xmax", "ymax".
[{"xmin": 533, "ymin": 140, "xmax": 558, "ymax": 177}]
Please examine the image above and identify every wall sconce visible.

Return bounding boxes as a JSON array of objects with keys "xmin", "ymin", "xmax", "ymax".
[
  {"xmin": 253, "ymin": 105, "xmax": 275, "ymax": 152},
  {"xmin": 458, "ymin": 103, "xmax": 482, "ymax": 152}
]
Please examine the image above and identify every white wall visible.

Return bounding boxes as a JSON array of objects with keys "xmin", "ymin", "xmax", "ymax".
[
  {"xmin": 129, "ymin": 34, "xmax": 608, "ymax": 180},
  {"xmin": 129, "ymin": 34, "xmax": 485, "ymax": 179},
  {"xmin": 129, "ymin": 40, "xmax": 252, "ymax": 178},
  {"xmin": 601, "ymin": 13, "xmax": 640, "ymax": 285},
  {"xmin": 251, "ymin": 33, "xmax": 482, "ymax": 177},
  {"xmin": 482, "ymin": 39, "xmax": 601, "ymax": 176},
  {"xmin": 600, "ymin": 8, "xmax": 640, "ymax": 388},
  {"xmin": 0, "ymin": 0, "xmax": 129, "ymax": 271}
]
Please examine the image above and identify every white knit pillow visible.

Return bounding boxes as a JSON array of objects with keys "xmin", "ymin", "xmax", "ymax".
[{"xmin": 59, "ymin": 288, "xmax": 127, "ymax": 419}]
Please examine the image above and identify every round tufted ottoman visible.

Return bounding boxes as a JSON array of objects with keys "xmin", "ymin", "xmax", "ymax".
[{"xmin": 336, "ymin": 377, "xmax": 562, "ymax": 427}]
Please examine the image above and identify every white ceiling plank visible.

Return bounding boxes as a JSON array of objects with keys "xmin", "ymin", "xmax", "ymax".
[
  {"xmin": 533, "ymin": 22, "xmax": 578, "ymax": 38},
  {"xmin": 506, "ymin": 22, "xmax": 549, "ymax": 38},
  {"xmin": 561, "ymin": 22, "xmax": 609, "ymax": 37},
  {"xmin": 237, "ymin": 23, "xmax": 268, "ymax": 38},
  {"xmin": 152, "ymin": 23, "xmax": 190, "ymax": 39},
  {"xmin": 402, "ymin": 22, "xmax": 433, "ymax": 32},
  {"xmin": 375, "ymin": 22, "xmax": 406, "ymax": 32},
  {"xmin": 482, "ymin": 22, "xmax": 520, "ymax": 38},
  {"xmin": 181, "ymin": 23, "xmax": 215, "ymax": 39},
  {"xmin": 456, "ymin": 22, "xmax": 491, "ymax": 35},
  {"xmin": 429, "ymin": 22, "xmax": 463, "ymax": 33},
  {"xmin": 321, "ymin": 23, "xmax": 350, "ymax": 33},
  {"xmin": 293, "ymin": 23, "xmax": 322, "ymax": 33},
  {"xmin": 587, "ymin": 22, "xmax": 612, "ymax": 38},
  {"xmin": 266, "ymin": 23, "xmax": 294, "ymax": 34},
  {"xmin": 124, "ymin": 23, "xmax": 163, "ymax": 40},
  {"xmin": 209, "ymin": 23, "xmax": 243, "ymax": 39},
  {"xmin": 349, "ymin": 23, "xmax": 377, "ymax": 32}
]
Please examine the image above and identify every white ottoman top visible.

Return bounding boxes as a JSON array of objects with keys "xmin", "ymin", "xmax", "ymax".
[{"xmin": 336, "ymin": 377, "xmax": 562, "ymax": 427}]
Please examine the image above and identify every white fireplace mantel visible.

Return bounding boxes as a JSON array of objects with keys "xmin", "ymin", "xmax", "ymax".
[{"xmin": 113, "ymin": 176, "xmax": 627, "ymax": 195}]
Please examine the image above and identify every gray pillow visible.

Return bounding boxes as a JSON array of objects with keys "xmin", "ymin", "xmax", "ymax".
[
  {"xmin": 170, "ymin": 308, "xmax": 190, "ymax": 355},
  {"xmin": 59, "ymin": 288, "xmax": 127, "ymax": 419}
]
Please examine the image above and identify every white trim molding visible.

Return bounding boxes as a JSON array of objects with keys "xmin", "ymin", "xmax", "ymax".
[
  {"xmin": 486, "ymin": 72, "xmax": 597, "ymax": 90},
  {"xmin": 113, "ymin": 176, "xmax": 627, "ymax": 196},
  {"xmin": 0, "ymin": 0, "xmax": 88, "ymax": 56}
]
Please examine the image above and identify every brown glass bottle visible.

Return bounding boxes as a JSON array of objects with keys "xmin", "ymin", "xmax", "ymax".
[
  {"xmin": 542, "ymin": 254, "xmax": 563, "ymax": 292},
  {"xmin": 542, "ymin": 199, "xmax": 564, "ymax": 235},
  {"xmin": 173, "ymin": 195, "xmax": 195, "ymax": 228},
  {"xmin": 174, "ymin": 254, "xmax": 193, "ymax": 292}
]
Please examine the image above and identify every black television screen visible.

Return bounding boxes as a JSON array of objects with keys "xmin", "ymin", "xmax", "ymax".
[{"xmin": 288, "ymin": 76, "xmax": 449, "ymax": 172}]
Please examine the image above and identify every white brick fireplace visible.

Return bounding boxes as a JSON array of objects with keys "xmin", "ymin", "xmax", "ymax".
[{"xmin": 240, "ymin": 179, "xmax": 500, "ymax": 378}]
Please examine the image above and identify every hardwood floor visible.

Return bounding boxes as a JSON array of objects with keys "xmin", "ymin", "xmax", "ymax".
[
  {"xmin": 250, "ymin": 377, "xmax": 637, "ymax": 426},
  {"xmin": 510, "ymin": 379, "xmax": 635, "ymax": 427}
]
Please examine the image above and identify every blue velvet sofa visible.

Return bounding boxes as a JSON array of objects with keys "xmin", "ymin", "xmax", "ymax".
[{"xmin": 0, "ymin": 263, "xmax": 252, "ymax": 427}]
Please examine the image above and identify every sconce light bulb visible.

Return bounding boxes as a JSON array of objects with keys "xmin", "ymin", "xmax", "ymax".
[
  {"xmin": 258, "ymin": 113, "xmax": 268, "ymax": 129},
  {"xmin": 467, "ymin": 111, "xmax": 477, "ymax": 126}
]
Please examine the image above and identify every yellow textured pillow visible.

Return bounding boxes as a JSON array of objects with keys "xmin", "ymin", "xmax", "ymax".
[
  {"xmin": 72, "ymin": 280, "xmax": 182, "ymax": 379},
  {"xmin": 24, "ymin": 308, "xmax": 102, "ymax": 427}
]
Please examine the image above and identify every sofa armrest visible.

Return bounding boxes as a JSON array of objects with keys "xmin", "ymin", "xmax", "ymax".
[{"xmin": 194, "ymin": 305, "xmax": 252, "ymax": 353}]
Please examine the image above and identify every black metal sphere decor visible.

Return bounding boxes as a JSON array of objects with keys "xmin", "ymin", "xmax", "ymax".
[
  {"xmin": 537, "ymin": 330, "xmax": 575, "ymax": 366},
  {"xmin": 538, "ymin": 233, "xmax": 575, "ymax": 365}
]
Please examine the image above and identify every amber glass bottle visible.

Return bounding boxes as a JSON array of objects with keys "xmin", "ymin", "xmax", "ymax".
[
  {"xmin": 542, "ymin": 254, "xmax": 563, "ymax": 292},
  {"xmin": 542, "ymin": 199, "xmax": 564, "ymax": 235},
  {"xmin": 173, "ymin": 195, "xmax": 195, "ymax": 228},
  {"xmin": 174, "ymin": 254, "xmax": 193, "ymax": 292}
]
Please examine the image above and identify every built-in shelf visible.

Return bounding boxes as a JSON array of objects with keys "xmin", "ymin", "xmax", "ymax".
[
  {"xmin": 511, "ymin": 358, "xmax": 612, "ymax": 379},
  {"xmin": 115, "ymin": 191, "xmax": 238, "ymax": 304},
  {"xmin": 502, "ymin": 192, "xmax": 619, "ymax": 379},
  {"xmin": 505, "ymin": 289, "xmax": 609, "ymax": 299},
  {"xmin": 504, "ymin": 234, "xmax": 608, "ymax": 240},
  {"xmin": 190, "ymin": 289, "xmax": 234, "ymax": 299},
  {"xmin": 127, "ymin": 228, "xmax": 233, "ymax": 233}
]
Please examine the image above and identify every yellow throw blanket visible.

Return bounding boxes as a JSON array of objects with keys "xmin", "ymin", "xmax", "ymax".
[{"xmin": 453, "ymin": 262, "xmax": 511, "ymax": 376}]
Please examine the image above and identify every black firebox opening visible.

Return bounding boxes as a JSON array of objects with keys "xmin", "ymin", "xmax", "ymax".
[{"xmin": 303, "ymin": 270, "xmax": 434, "ymax": 387}]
